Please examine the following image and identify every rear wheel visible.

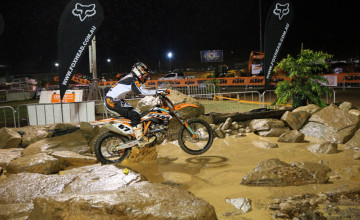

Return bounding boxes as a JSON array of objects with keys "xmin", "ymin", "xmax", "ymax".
[
  {"xmin": 94, "ymin": 132, "xmax": 131, "ymax": 164},
  {"xmin": 178, "ymin": 119, "xmax": 214, "ymax": 155}
]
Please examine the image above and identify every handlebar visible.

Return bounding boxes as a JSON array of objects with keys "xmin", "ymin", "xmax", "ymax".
[{"xmin": 156, "ymin": 89, "xmax": 170, "ymax": 97}]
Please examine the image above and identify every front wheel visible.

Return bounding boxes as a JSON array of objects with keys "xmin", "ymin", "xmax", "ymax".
[
  {"xmin": 94, "ymin": 132, "xmax": 131, "ymax": 164},
  {"xmin": 178, "ymin": 118, "xmax": 214, "ymax": 155}
]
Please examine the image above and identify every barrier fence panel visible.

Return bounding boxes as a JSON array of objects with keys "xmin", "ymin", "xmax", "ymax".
[
  {"xmin": 17, "ymin": 101, "xmax": 96, "ymax": 126},
  {"xmin": 0, "ymin": 106, "xmax": 16, "ymax": 128}
]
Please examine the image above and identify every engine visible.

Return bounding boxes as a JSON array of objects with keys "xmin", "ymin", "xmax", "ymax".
[{"xmin": 148, "ymin": 123, "xmax": 168, "ymax": 145}]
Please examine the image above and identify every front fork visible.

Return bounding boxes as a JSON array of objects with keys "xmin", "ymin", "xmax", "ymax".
[{"xmin": 165, "ymin": 100, "xmax": 196, "ymax": 138}]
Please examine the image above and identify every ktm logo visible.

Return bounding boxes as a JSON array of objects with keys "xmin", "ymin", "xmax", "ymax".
[
  {"xmin": 273, "ymin": 3, "xmax": 290, "ymax": 20},
  {"xmin": 72, "ymin": 3, "xmax": 96, "ymax": 22}
]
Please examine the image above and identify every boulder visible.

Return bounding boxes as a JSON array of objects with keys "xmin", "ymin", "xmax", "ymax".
[
  {"xmin": 339, "ymin": 101, "xmax": 356, "ymax": 112},
  {"xmin": 136, "ymin": 95, "xmax": 160, "ymax": 113},
  {"xmin": 0, "ymin": 164, "xmax": 143, "ymax": 204},
  {"xmin": 257, "ymin": 127, "xmax": 290, "ymax": 137},
  {"xmin": 0, "ymin": 127, "xmax": 22, "ymax": 149},
  {"xmin": 6, "ymin": 153, "xmax": 60, "ymax": 174},
  {"xmin": 13, "ymin": 125, "xmax": 51, "ymax": 147},
  {"xmin": 240, "ymin": 159, "xmax": 330, "ymax": 186},
  {"xmin": 281, "ymin": 110, "xmax": 310, "ymax": 130},
  {"xmin": 307, "ymin": 141, "xmax": 338, "ymax": 154},
  {"xmin": 278, "ymin": 130, "xmax": 305, "ymax": 143},
  {"xmin": 22, "ymin": 130, "xmax": 91, "ymax": 156},
  {"xmin": 0, "ymin": 203, "xmax": 34, "ymax": 220},
  {"xmin": 349, "ymin": 109, "xmax": 360, "ymax": 117},
  {"xmin": 292, "ymin": 104, "xmax": 322, "ymax": 115},
  {"xmin": 0, "ymin": 148, "xmax": 23, "ymax": 167},
  {"xmin": 345, "ymin": 129, "xmax": 360, "ymax": 150},
  {"xmin": 249, "ymin": 119, "xmax": 285, "ymax": 131},
  {"xmin": 300, "ymin": 122, "xmax": 327, "ymax": 139},
  {"xmin": 307, "ymin": 105, "xmax": 360, "ymax": 143},
  {"xmin": 29, "ymin": 182, "xmax": 217, "ymax": 220},
  {"xmin": 292, "ymin": 162, "xmax": 331, "ymax": 183},
  {"xmin": 49, "ymin": 151, "xmax": 97, "ymax": 169}
]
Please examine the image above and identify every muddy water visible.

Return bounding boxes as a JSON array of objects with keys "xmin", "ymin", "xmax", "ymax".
[{"xmin": 124, "ymin": 133, "xmax": 360, "ymax": 219}]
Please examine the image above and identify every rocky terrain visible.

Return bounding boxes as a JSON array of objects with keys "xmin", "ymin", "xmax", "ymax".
[{"xmin": 0, "ymin": 91, "xmax": 359, "ymax": 219}]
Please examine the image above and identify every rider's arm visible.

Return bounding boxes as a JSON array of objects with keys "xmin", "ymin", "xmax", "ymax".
[{"xmin": 131, "ymin": 81, "xmax": 156, "ymax": 96}]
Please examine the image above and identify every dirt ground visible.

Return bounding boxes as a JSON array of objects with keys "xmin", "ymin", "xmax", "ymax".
[{"xmin": 126, "ymin": 135, "xmax": 360, "ymax": 219}]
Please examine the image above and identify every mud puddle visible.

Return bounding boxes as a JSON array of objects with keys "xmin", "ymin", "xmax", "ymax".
[{"xmin": 124, "ymin": 133, "xmax": 360, "ymax": 219}]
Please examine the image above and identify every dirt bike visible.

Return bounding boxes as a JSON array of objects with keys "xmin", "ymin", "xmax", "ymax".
[{"xmin": 92, "ymin": 90, "xmax": 214, "ymax": 164}]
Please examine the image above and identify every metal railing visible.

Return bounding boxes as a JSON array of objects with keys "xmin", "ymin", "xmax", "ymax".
[
  {"xmin": 261, "ymin": 88, "xmax": 337, "ymax": 107},
  {"xmin": 0, "ymin": 106, "xmax": 17, "ymax": 128}
]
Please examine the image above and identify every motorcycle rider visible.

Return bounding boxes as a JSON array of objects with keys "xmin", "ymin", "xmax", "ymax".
[{"xmin": 105, "ymin": 62, "xmax": 156, "ymax": 148}]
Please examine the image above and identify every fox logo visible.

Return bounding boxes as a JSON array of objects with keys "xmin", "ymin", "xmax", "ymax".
[
  {"xmin": 72, "ymin": 3, "xmax": 96, "ymax": 22},
  {"xmin": 273, "ymin": 3, "xmax": 290, "ymax": 20}
]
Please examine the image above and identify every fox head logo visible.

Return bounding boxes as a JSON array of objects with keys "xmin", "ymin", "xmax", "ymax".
[
  {"xmin": 72, "ymin": 3, "xmax": 96, "ymax": 22},
  {"xmin": 273, "ymin": 3, "xmax": 290, "ymax": 20}
]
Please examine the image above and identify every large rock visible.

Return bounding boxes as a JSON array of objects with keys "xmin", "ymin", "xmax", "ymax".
[
  {"xmin": 339, "ymin": 101, "xmax": 356, "ymax": 112},
  {"xmin": 6, "ymin": 153, "xmax": 60, "ymax": 174},
  {"xmin": 307, "ymin": 105, "xmax": 360, "ymax": 143},
  {"xmin": 240, "ymin": 159, "xmax": 330, "ymax": 186},
  {"xmin": 345, "ymin": 129, "xmax": 360, "ymax": 150},
  {"xmin": 0, "ymin": 148, "xmax": 23, "ymax": 167},
  {"xmin": 49, "ymin": 151, "xmax": 97, "ymax": 169},
  {"xmin": 307, "ymin": 141, "xmax": 338, "ymax": 154},
  {"xmin": 0, "ymin": 164, "xmax": 143, "ymax": 204},
  {"xmin": 13, "ymin": 125, "xmax": 51, "ymax": 147},
  {"xmin": 249, "ymin": 119, "xmax": 285, "ymax": 131},
  {"xmin": 0, "ymin": 127, "xmax": 22, "ymax": 149},
  {"xmin": 292, "ymin": 104, "xmax": 322, "ymax": 115},
  {"xmin": 0, "ymin": 203, "xmax": 34, "ymax": 219},
  {"xmin": 281, "ymin": 110, "xmax": 310, "ymax": 130},
  {"xmin": 30, "ymin": 182, "xmax": 217, "ymax": 220},
  {"xmin": 300, "ymin": 122, "xmax": 327, "ymax": 139},
  {"xmin": 22, "ymin": 130, "xmax": 90, "ymax": 156},
  {"xmin": 257, "ymin": 127, "xmax": 290, "ymax": 137},
  {"xmin": 278, "ymin": 130, "xmax": 305, "ymax": 143}
]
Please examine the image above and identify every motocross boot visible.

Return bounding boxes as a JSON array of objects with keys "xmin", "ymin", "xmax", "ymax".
[{"xmin": 133, "ymin": 124, "xmax": 156, "ymax": 148}]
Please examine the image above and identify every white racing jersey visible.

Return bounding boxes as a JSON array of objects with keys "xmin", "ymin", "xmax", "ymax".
[{"xmin": 106, "ymin": 74, "xmax": 156, "ymax": 99}]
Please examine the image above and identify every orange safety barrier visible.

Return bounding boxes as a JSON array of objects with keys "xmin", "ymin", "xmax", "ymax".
[{"xmin": 54, "ymin": 73, "xmax": 360, "ymax": 87}]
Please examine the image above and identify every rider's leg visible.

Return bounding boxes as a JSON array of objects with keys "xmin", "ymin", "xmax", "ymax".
[
  {"xmin": 105, "ymin": 97, "xmax": 155, "ymax": 147},
  {"xmin": 127, "ymin": 110, "xmax": 156, "ymax": 148}
]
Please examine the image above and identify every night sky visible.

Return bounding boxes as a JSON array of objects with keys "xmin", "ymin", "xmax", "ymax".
[{"xmin": 0, "ymin": 0, "xmax": 359, "ymax": 76}]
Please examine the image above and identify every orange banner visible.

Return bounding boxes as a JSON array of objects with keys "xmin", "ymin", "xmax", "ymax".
[
  {"xmin": 55, "ymin": 73, "xmax": 360, "ymax": 87},
  {"xmin": 51, "ymin": 94, "xmax": 76, "ymax": 103}
]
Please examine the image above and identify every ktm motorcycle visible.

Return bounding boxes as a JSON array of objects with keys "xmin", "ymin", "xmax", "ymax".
[{"xmin": 92, "ymin": 90, "xmax": 214, "ymax": 164}]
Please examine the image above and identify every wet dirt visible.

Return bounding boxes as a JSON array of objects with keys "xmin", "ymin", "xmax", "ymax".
[{"xmin": 124, "ymin": 133, "xmax": 360, "ymax": 219}]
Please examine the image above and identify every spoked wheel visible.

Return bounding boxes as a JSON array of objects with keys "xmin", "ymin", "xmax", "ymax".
[
  {"xmin": 178, "ymin": 118, "xmax": 214, "ymax": 155},
  {"xmin": 94, "ymin": 132, "xmax": 131, "ymax": 164}
]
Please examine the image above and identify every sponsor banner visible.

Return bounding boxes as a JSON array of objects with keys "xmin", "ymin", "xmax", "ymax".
[
  {"xmin": 200, "ymin": 50, "xmax": 223, "ymax": 62},
  {"xmin": 58, "ymin": 0, "xmax": 104, "ymax": 101},
  {"xmin": 340, "ymin": 73, "xmax": 360, "ymax": 83},
  {"xmin": 264, "ymin": 0, "xmax": 294, "ymax": 89},
  {"xmin": 321, "ymin": 75, "xmax": 337, "ymax": 86},
  {"xmin": 51, "ymin": 94, "xmax": 76, "ymax": 103}
]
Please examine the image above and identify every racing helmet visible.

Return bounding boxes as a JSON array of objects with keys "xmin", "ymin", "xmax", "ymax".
[{"xmin": 131, "ymin": 62, "xmax": 149, "ymax": 83}]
